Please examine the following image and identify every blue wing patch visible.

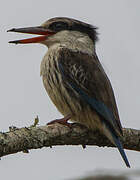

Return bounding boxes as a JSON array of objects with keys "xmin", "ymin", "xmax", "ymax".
[{"xmin": 59, "ymin": 62, "xmax": 117, "ymax": 129}]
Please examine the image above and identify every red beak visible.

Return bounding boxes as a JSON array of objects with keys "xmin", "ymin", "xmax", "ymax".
[{"xmin": 7, "ymin": 26, "xmax": 55, "ymax": 44}]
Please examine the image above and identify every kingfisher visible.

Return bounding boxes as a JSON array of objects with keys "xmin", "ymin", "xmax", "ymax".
[{"xmin": 8, "ymin": 17, "xmax": 130, "ymax": 167}]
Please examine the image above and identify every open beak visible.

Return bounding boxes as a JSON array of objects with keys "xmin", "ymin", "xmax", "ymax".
[{"xmin": 7, "ymin": 26, "xmax": 55, "ymax": 44}]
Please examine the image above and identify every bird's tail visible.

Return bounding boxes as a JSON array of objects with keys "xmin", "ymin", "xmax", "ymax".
[{"xmin": 102, "ymin": 122, "xmax": 130, "ymax": 168}]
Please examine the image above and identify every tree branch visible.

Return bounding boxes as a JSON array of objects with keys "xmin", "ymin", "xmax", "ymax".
[{"xmin": 0, "ymin": 122, "xmax": 139, "ymax": 158}]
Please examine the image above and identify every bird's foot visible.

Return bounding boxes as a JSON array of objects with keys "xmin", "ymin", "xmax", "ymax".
[{"xmin": 47, "ymin": 115, "xmax": 71, "ymax": 127}]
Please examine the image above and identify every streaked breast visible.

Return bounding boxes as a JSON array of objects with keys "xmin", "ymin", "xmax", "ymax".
[{"xmin": 40, "ymin": 46, "xmax": 101, "ymax": 130}]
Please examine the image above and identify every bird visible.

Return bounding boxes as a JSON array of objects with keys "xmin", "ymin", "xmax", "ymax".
[{"xmin": 7, "ymin": 17, "xmax": 130, "ymax": 167}]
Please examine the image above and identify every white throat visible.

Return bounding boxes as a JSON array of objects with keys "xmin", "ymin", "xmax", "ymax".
[{"xmin": 42, "ymin": 30, "xmax": 95, "ymax": 55}]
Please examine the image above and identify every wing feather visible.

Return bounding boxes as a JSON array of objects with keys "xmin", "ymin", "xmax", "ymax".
[{"xmin": 58, "ymin": 48, "xmax": 122, "ymax": 136}]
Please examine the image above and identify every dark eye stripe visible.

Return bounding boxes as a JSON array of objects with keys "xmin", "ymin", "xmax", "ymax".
[{"xmin": 49, "ymin": 21, "xmax": 69, "ymax": 31}]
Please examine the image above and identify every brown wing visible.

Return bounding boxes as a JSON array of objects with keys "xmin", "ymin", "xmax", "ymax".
[{"xmin": 58, "ymin": 48, "xmax": 122, "ymax": 135}]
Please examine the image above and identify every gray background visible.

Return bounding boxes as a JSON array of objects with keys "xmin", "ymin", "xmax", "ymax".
[{"xmin": 0, "ymin": 0, "xmax": 140, "ymax": 179}]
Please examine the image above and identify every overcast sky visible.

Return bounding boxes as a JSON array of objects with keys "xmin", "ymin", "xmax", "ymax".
[{"xmin": 0, "ymin": 0, "xmax": 140, "ymax": 179}]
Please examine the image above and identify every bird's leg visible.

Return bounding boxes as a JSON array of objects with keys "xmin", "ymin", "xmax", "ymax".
[{"xmin": 47, "ymin": 115, "xmax": 71, "ymax": 127}]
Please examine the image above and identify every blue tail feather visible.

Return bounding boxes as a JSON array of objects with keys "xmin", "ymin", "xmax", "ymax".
[
  {"xmin": 103, "ymin": 121, "xmax": 130, "ymax": 168},
  {"xmin": 112, "ymin": 133, "xmax": 130, "ymax": 168}
]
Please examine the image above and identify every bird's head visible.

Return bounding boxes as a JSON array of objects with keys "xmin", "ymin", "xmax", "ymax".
[{"xmin": 8, "ymin": 17, "xmax": 98, "ymax": 48}]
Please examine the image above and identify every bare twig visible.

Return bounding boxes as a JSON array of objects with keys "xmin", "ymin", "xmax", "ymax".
[{"xmin": 0, "ymin": 122, "xmax": 139, "ymax": 158}]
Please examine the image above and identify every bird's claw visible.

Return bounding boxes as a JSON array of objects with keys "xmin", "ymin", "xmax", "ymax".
[{"xmin": 47, "ymin": 115, "xmax": 71, "ymax": 127}]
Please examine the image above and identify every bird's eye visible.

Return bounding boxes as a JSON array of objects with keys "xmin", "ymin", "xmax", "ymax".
[{"xmin": 49, "ymin": 21, "xmax": 69, "ymax": 31}]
